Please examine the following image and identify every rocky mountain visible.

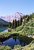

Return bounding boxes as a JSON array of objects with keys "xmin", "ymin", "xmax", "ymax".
[{"xmin": 0, "ymin": 12, "xmax": 24, "ymax": 23}]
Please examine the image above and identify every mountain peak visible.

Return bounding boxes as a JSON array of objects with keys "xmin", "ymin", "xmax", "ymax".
[{"xmin": 0, "ymin": 12, "xmax": 24, "ymax": 23}]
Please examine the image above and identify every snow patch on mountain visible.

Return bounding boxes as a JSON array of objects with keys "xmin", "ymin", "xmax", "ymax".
[{"xmin": 0, "ymin": 12, "xmax": 24, "ymax": 23}]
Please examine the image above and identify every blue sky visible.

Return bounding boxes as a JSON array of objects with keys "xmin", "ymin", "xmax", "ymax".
[{"xmin": 0, "ymin": 0, "xmax": 34, "ymax": 16}]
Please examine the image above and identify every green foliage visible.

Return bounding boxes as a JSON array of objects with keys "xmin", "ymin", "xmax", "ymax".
[{"xmin": 0, "ymin": 46, "xmax": 11, "ymax": 50}]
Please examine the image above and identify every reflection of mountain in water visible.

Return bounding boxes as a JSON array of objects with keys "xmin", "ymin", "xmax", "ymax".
[{"xmin": 2, "ymin": 38, "xmax": 26, "ymax": 47}]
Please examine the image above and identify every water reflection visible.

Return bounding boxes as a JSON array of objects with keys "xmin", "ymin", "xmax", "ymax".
[
  {"xmin": 2, "ymin": 38, "xmax": 20, "ymax": 46},
  {"xmin": 2, "ymin": 38, "xmax": 26, "ymax": 47}
]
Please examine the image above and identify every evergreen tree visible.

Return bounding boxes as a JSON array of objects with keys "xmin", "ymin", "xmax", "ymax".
[
  {"xmin": 20, "ymin": 17, "xmax": 22, "ymax": 25},
  {"xmin": 12, "ymin": 20, "xmax": 15, "ymax": 28},
  {"xmin": 14, "ymin": 19, "xmax": 17, "ymax": 28},
  {"xmin": 17, "ymin": 20, "xmax": 19, "ymax": 26}
]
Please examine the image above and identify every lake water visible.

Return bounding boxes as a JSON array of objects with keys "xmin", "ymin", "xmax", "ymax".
[
  {"xmin": 1, "ymin": 38, "xmax": 27, "ymax": 47},
  {"xmin": 0, "ymin": 27, "xmax": 8, "ymax": 33}
]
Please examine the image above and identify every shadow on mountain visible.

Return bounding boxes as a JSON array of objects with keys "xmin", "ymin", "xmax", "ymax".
[{"xmin": 0, "ymin": 18, "xmax": 9, "ymax": 26}]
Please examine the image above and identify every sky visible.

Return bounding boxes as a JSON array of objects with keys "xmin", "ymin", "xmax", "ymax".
[{"xmin": 0, "ymin": 0, "xmax": 34, "ymax": 16}]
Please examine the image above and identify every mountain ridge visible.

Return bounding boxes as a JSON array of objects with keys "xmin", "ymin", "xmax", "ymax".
[{"xmin": 0, "ymin": 12, "xmax": 24, "ymax": 23}]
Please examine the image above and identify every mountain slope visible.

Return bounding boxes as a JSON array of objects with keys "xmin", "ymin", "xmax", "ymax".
[
  {"xmin": 15, "ymin": 14, "xmax": 34, "ymax": 35},
  {"xmin": 0, "ymin": 18, "xmax": 9, "ymax": 25}
]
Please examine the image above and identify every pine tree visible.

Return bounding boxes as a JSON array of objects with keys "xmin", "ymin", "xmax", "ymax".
[{"xmin": 12, "ymin": 20, "xmax": 15, "ymax": 28}]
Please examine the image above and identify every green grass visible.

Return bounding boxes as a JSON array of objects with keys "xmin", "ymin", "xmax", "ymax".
[{"xmin": 0, "ymin": 46, "xmax": 11, "ymax": 50}]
